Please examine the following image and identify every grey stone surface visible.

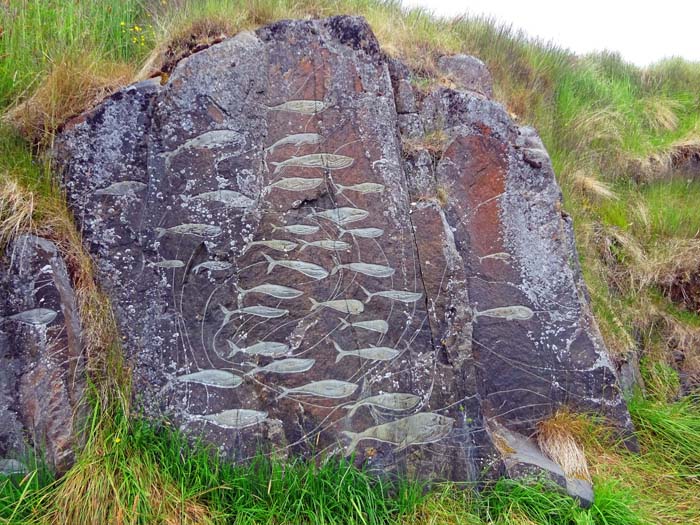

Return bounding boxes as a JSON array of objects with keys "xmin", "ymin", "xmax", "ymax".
[
  {"xmin": 437, "ymin": 54, "xmax": 493, "ymax": 98},
  {"xmin": 489, "ymin": 421, "xmax": 594, "ymax": 507},
  {"xmin": 52, "ymin": 15, "xmax": 632, "ymax": 485},
  {"xmin": 0, "ymin": 235, "xmax": 84, "ymax": 473}
]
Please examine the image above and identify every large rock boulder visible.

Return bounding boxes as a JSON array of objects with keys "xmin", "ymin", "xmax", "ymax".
[
  {"xmin": 53, "ymin": 16, "xmax": 632, "ymax": 490},
  {"xmin": 0, "ymin": 235, "xmax": 84, "ymax": 473}
]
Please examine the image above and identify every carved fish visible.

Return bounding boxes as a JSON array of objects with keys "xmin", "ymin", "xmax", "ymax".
[
  {"xmin": 193, "ymin": 261, "xmax": 232, "ymax": 274},
  {"xmin": 268, "ymin": 177, "xmax": 324, "ymax": 192},
  {"xmin": 220, "ymin": 304, "xmax": 288, "ymax": 322},
  {"xmin": 267, "ymin": 100, "xmax": 327, "ymax": 114},
  {"xmin": 342, "ymin": 413, "xmax": 455, "ymax": 454},
  {"xmin": 192, "ymin": 190, "xmax": 255, "ymax": 208},
  {"xmin": 338, "ymin": 318, "xmax": 389, "ymax": 334},
  {"xmin": 176, "ymin": 369, "xmax": 243, "ymax": 388},
  {"xmin": 271, "ymin": 224, "xmax": 320, "ymax": 236},
  {"xmin": 94, "ymin": 181, "xmax": 146, "ymax": 196},
  {"xmin": 343, "ymin": 393, "xmax": 421, "ymax": 417},
  {"xmin": 244, "ymin": 239, "xmax": 298, "ymax": 253},
  {"xmin": 334, "ymin": 182, "xmax": 385, "ymax": 195},
  {"xmin": 478, "ymin": 252, "xmax": 512, "ymax": 263},
  {"xmin": 332, "ymin": 341, "xmax": 402, "ymax": 363},
  {"xmin": 263, "ymin": 254, "xmax": 328, "ymax": 280},
  {"xmin": 298, "ymin": 239, "xmax": 352, "ymax": 252},
  {"xmin": 149, "ymin": 259, "xmax": 185, "ymax": 268},
  {"xmin": 265, "ymin": 133, "xmax": 323, "ymax": 153},
  {"xmin": 310, "ymin": 207, "xmax": 368, "ymax": 226},
  {"xmin": 201, "ymin": 409, "xmax": 268, "ymax": 429},
  {"xmin": 1, "ymin": 308, "xmax": 57, "ymax": 326},
  {"xmin": 227, "ymin": 340, "xmax": 290, "ymax": 358},
  {"xmin": 359, "ymin": 286, "xmax": 423, "ymax": 304},
  {"xmin": 278, "ymin": 380, "xmax": 358, "ymax": 400},
  {"xmin": 155, "ymin": 223, "xmax": 222, "ymax": 238},
  {"xmin": 235, "ymin": 283, "xmax": 303, "ymax": 300},
  {"xmin": 330, "ymin": 262, "xmax": 395, "ymax": 278},
  {"xmin": 338, "ymin": 227, "xmax": 384, "ymax": 239},
  {"xmin": 473, "ymin": 305, "xmax": 534, "ymax": 321},
  {"xmin": 165, "ymin": 130, "xmax": 245, "ymax": 166},
  {"xmin": 247, "ymin": 358, "xmax": 316, "ymax": 375},
  {"xmin": 271, "ymin": 154, "xmax": 354, "ymax": 174},
  {"xmin": 309, "ymin": 298, "xmax": 364, "ymax": 315}
]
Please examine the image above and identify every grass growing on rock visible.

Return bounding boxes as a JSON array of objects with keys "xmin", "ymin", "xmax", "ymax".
[{"xmin": 1, "ymin": 0, "xmax": 700, "ymax": 523}]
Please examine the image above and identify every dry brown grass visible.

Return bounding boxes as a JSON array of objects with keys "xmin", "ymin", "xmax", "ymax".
[
  {"xmin": 41, "ymin": 456, "xmax": 216, "ymax": 525},
  {"xmin": 3, "ymin": 55, "xmax": 133, "ymax": 147},
  {"xmin": 136, "ymin": 16, "xmax": 234, "ymax": 81},
  {"xmin": 0, "ymin": 178, "xmax": 36, "ymax": 250},
  {"xmin": 641, "ymin": 96, "xmax": 682, "ymax": 133},
  {"xmin": 571, "ymin": 170, "xmax": 618, "ymax": 201},
  {"xmin": 536, "ymin": 409, "xmax": 591, "ymax": 482}
]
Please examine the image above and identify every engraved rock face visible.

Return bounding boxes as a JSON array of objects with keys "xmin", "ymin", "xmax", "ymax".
[
  {"xmin": 0, "ymin": 235, "xmax": 84, "ymax": 473},
  {"xmin": 53, "ymin": 15, "xmax": 632, "ymax": 491}
]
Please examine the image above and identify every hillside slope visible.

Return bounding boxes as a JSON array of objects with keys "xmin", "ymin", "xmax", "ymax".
[{"xmin": 1, "ymin": 1, "xmax": 698, "ymax": 524}]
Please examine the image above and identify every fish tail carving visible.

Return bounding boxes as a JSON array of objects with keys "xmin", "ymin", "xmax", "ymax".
[
  {"xmin": 226, "ymin": 339, "xmax": 242, "ymax": 358},
  {"xmin": 309, "ymin": 297, "xmax": 320, "ymax": 311},
  {"xmin": 275, "ymin": 388, "xmax": 289, "ymax": 401},
  {"xmin": 333, "ymin": 341, "xmax": 346, "ymax": 363},
  {"xmin": 359, "ymin": 284, "xmax": 373, "ymax": 303},
  {"xmin": 338, "ymin": 318, "xmax": 351, "ymax": 331},
  {"xmin": 263, "ymin": 253, "xmax": 276, "ymax": 274},
  {"xmin": 155, "ymin": 227, "xmax": 166, "ymax": 238}
]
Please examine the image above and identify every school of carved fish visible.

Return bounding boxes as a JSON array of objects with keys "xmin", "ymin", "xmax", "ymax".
[{"xmin": 173, "ymin": 99, "xmax": 458, "ymax": 460}]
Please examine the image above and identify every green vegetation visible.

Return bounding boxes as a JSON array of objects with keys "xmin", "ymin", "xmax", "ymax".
[{"xmin": 1, "ymin": 0, "xmax": 699, "ymax": 523}]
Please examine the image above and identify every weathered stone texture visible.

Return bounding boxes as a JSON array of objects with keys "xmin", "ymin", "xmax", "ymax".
[
  {"xmin": 0, "ymin": 235, "xmax": 84, "ymax": 473},
  {"xmin": 52, "ymin": 15, "xmax": 631, "ymax": 494}
]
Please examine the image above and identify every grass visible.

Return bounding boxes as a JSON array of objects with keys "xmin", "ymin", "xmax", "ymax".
[
  {"xmin": 7, "ymin": 398, "xmax": 698, "ymax": 524},
  {"xmin": 1, "ymin": 0, "xmax": 700, "ymax": 523}
]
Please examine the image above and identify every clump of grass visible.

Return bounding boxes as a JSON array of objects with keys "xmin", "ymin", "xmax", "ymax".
[
  {"xmin": 3, "ymin": 409, "xmax": 424, "ymax": 525},
  {"xmin": 536, "ymin": 410, "xmax": 591, "ymax": 482},
  {"xmin": 4, "ymin": 55, "xmax": 134, "ymax": 147}
]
